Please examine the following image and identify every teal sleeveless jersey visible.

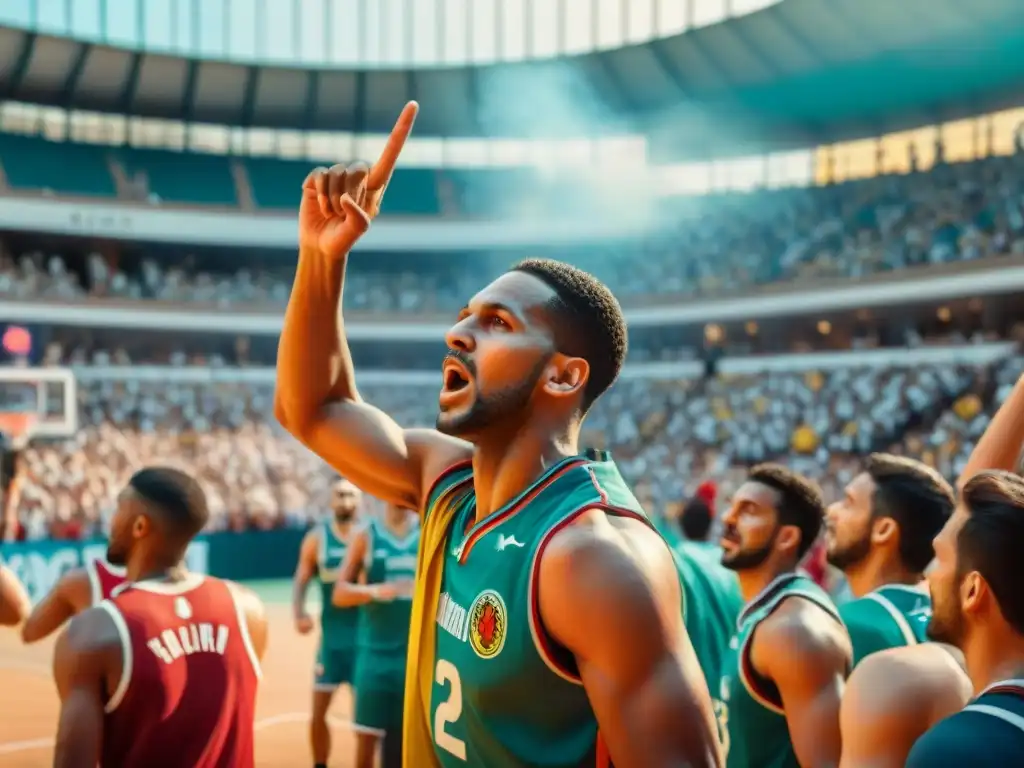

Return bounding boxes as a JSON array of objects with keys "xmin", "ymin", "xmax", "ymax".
[
  {"xmin": 316, "ymin": 520, "xmax": 361, "ymax": 651},
  {"xmin": 427, "ymin": 455, "xmax": 657, "ymax": 767},
  {"xmin": 359, "ymin": 517, "xmax": 420, "ymax": 655},
  {"xmin": 673, "ymin": 540, "xmax": 743, "ymax": 702},
  {"xmin": 718, "ymin": 573, "xmax": 843, "ymax": 768},
  {"xmin": 907, "ymin": 679, "xmax": 1024, "ymax": 766},
  {"xmin": 839, "ymin": 583, "xmax": 931, "ymax": 666}
]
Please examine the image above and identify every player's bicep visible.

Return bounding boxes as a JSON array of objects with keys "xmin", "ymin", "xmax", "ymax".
[
  {"xmin": 760, "ymin": 616, "xmax": 848, "ymax": 768},
  {"xmin": 298, "ymin": 401, "xmax": 469, "ymax": 509},
  {"xmin": 52, "ymin": 616, "xmax": 107, "ymax": 768},
  {"xmin": 839, "ymin": 660, "xmax": 918, "ymax": 768},
  {"xmin": 540, "ymin": 531, "xmax": 719, "ymax": 768}
]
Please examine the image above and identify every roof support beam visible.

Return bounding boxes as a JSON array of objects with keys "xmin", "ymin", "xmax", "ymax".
[
  {"xmin": 4, "ymin": 33, "xmax": 37, "ymax": 100},
  {"xmin": 180, "ymin": 59, "xmax": 200, "ymax": 124},
  {"xmin": 302, "ymin": 71, "xmax": 320, "ymax": 131},
  {"xmin": 118, "ymin": 53, "xmax": 143, "ymax": 114},
  {"xmin": 649, "ymin": 40, "xmax": 692, "ymax": 100},
  {"xmin": 240, "ymin": 67, "xmax": 259, "ymax": 127},
  {"xmin": 60, "ymin": 43, "xmax": 92, "ymax": 108}
]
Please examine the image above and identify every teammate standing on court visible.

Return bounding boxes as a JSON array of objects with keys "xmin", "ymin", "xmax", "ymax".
[
  {"xmin": 51, "ymin": 467, "xmax": 267, "ymax": 768},
  {"xmin": 334, "ymin": 503, "xmax": 419, "ymax": 768},
  {"xmin": 717, "ymin": 464, "xmax": 851, "ymax": 768},
  {"xmin": 292, "ymin": 477, "xmax": 363, "ymax": 768},
  {"xmin": 0, "ymin": 556, "xmax": 29, "ymax": 627},
  {"xmin": 276, "ymin": 101, "xmax": 722, "ymax": 767},
  {"xmin": 825, "ymin": 453, "xmax": 953, "ymax": 664},
  {"xmin": 904, "ymin": 470, "xmax": 1024, "ymax": 765},
  {"xmin": 21, "ymin": 557, "xmax": 126, "ymax": 643}
]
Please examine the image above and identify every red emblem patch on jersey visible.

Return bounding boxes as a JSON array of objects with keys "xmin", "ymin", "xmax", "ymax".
[{"xmin": 468, "ymin": 590, "xmax": 506, "ymax": 659}]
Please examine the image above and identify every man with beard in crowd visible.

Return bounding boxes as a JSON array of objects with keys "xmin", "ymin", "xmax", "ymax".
[
  {"xmin": 717, "ymin": 464, "xmax": 851, "ymax": 768},
  {"xmin": 292, "ymin": 478, "xmax": 363, "ymax": 768},
  {"xmin": 825, "ymin": 453, "xmax": 954, "ymax": 664},
  {"xmin": 904, "ymin": 470, "xmax": 1024, "ymax": 765}
]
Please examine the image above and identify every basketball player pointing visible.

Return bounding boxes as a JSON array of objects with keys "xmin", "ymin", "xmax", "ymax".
[
  {"xmin": 276, "ymin": 102, "xmax": 721, "ymax": 767},
  {"xmin": 52, "ymin": 468, "xmax": 268, "ymax": 768}
]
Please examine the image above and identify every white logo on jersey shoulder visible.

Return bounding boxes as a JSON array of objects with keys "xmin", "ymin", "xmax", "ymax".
[
  {"xmin": 174, "ymin": 597, "xmax": 193, "ymax": 620},
  {"xmin": 909, "ymin": 599, "xmax": 931, "ymax": 618},
  {"xmin": 495, "ymin": 534, "xmax": 525, "ymax": 551}
]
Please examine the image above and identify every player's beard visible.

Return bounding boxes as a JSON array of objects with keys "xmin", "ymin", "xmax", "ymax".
[
  {"xmin": 436, "ymin": 358, "xmax": 547, "ymax": 439},
  {"xmin": 926, "ymin": 581, "xmax": 966, "ymax": 647},
  {"xmin": 825, "ymin": 529, "xmax": 872, "ymax": 571},
  {"xmin": 333, "ymin": 509, "xmax": 355, "ymax": 524},
  {"xmin": 721, "ymin": 537, "xmax": 775, "ymax": 571},
  {"xmin": 106, "ymin": 542, "xmax": 128, "ymax": 566}
]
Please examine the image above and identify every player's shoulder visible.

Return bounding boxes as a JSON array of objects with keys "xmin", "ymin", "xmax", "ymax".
[
  {"xmin": 222, "ymin": 578, "xmax": 266, "ymax": 617},
  {"xmin": 542, "ymin": 507, "xmax": 676, "ymax": 597},
  {"xmin": 63, "ymin": 603, "xmax": 122, "ymax": 653},
  {"xmin": 850, "ymin": 643, "xmax": 968, "ymax": 703},
  {"xmin": 757, "ymin": 590, "xmax": 850, "ymax": 660}
]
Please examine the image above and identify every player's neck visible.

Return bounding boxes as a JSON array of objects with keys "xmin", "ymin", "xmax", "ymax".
[
  {"xmin": 470, "ymin": 427, "xmax": 578, "ymax": 522},
  {"xmin": 737, "ymin": 563, "xmax": 796, "ymax": 604},
  {"xmin": 330, "ymin": 518, "xmax": 353, "ymax": 539},
  {"xmin": 845, "ymin": 555, "xmax": 920, "ymax": 599},
  {"xmin": 964, "ymin": 629, "xmax": 1024, "ymax": 695},
  {"xmin": 128, "ymin": 560, "xmax": 189, "ymax": 584},
  {"xmin": 383, "ymin": 514, "xmax": 410, "ymax": 537}
]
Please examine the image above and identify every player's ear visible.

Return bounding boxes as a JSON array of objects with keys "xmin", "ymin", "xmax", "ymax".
[
  {"xmin": 871, "ymin": 516, "xmax": 897, "ymax": 545},
  {"xmin": 960, "ymin": 570, "xmax": 985, "ymax": 614},
  {"xmin": 133, "ymin": 514, "xmax": 151, "ymax": 540},
  {"xmin": 542, "ymin": 355, "xmax": 589, "ymax": 400},
  {"xmin": 776, "ymin": 525, "xmax": 801, "ymax": 556}
]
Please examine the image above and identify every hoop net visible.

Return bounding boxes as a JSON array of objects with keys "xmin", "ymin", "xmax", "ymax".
[{"xmin": 0, "ymin": 411, "xmax": 37, "ymax": 449}]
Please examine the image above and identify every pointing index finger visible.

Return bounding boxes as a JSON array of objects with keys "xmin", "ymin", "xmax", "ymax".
[{"xmin": 368, "ymin": 101, "xmax": 419, "ymax": 189}]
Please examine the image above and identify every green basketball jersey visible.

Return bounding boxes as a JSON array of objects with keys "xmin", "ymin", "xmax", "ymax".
[
  {"xmin": 906, "ymin": 680, "xmax": 1024, "ymax": 766},
  {"xmin": 839, "ymin": 583, "xmax": 931, "ymax": 666},
  {"xmin": 674, "ymin": 540, "xmax": 743, "ymax": 690},
  {"xmin": 316, "ymin": 520, "xmax": 361, "ymax": 650},
  {"xmin": 359, "ymin": 517, "xmax": 420, "ymax": 655},
  {"xmin": 426, "ymin": 455, "xmax": 656, "ymax": 767},
  {"xmin": 719, "ymin": 573, "xmax": 843, "ymax": 768}
]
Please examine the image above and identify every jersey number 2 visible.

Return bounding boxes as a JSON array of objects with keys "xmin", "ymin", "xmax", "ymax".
[{"xmin": 434, "ymin": 658, "xmax": 467, "ymax": 760}]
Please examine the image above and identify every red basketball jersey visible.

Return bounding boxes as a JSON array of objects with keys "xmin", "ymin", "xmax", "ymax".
[
  {"xmin": 86, "ymin": 559, "xmax": 127, "ymax": 605},
  {"xmin": 98, "ymin": 575, "xmax": 260, "ymax": 768}
]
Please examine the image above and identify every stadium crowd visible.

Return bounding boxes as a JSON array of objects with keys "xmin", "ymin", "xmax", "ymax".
[
  {"xmin": 2, "ymin": 148, "xmax": 1023, "ymax": 312},
  {"xmin": 2, "ymin": 348, "xmax": 1020, "ymax": 543}
]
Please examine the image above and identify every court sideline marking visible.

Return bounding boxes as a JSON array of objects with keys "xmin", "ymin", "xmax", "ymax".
[{"xmin": 0, "ymin": 712, "xmax": 363, "ymax": 755}]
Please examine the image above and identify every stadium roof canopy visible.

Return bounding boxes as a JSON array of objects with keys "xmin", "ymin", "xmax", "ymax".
[{"xmin": 2, "ymin": 0, "xmax": 1024, "ymax": 160}]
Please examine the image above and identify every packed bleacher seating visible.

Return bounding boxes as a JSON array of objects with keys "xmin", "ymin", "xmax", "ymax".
[
  {"xmin": 6, "ymin": 346, "xmax": 1021, "ymax": 542},
  {"xmin": 2, "ymin": 137, "xmax": 1024, "ymax": 312}
]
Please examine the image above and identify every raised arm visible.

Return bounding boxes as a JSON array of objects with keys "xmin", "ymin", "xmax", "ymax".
[
  {"xmin": 0, "ymin": 562, "xmax": 29, "ymax": 627},
  {"xmin": 539, "ymin": 514, "xmax": 722, "ymax": 768},
  {"xmin": 957, "ymin": 372, "xmax": 1024, "ymax": 491},
  {"xmin": 275, "ymin": 101, "xmax": 469, "ymax": 509},
  {"xmin": 753, "ymin": 600, "xmax": 851, "ymax": 768},
  {"xmin": 52, "ymin": 607, "xmax": 121, "ymax": 768},
  {"xmin": 21, "ymin": 567, "xmax": 91, "ymax": 642},
  {"xmin": 292, "ymin": 530, "xmax": 320, "ymax": 635}
]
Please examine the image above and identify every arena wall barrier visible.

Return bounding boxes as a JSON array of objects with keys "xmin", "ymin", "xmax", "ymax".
[{"xmin": 1, "ymin": 527, "xmax": 305, "ymax": 604}]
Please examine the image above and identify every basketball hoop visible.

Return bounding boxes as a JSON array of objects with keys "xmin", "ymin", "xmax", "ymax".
[{"xmin": 0, "ymin": 412, "xmax": 36, "ymax": 449}]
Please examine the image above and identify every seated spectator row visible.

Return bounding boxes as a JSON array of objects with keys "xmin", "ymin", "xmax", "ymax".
[
  {"xmin": 6, "ymin": 352, "xmax": 1017, "ymax": 542},
  {"xmin": 2, "ymin": 136, "xmax": 1024, "ymax": 309}
]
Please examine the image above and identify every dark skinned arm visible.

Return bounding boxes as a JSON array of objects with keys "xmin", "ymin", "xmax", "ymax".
[
  {"xmin": 52, "ymin": 607, "xmax": 122, "ymax": 768},
  {"xmin": 752, "ymin": 599, "xmax": 851, "ymax": 768},
  {"xmin": 957, "ymin": 372, "xmax": 1024, "ymax": 490},
  {"xmin": 0, "ymin": 563, "xmax": 29, "ymax": 627},
  {"xmin": 275, "ymin": 102, "xmax": 469, "ymax": 510},
  {"xmin": 539, "ymin": 512, "xmax": 722, "ymax": 768},
  {"xmin": 21, "ymin": 567, "xmax": 91, "ymax": 643},
  {"xmin": 331, "ymin": 528, "xmax": 394, "ymax": 607}
]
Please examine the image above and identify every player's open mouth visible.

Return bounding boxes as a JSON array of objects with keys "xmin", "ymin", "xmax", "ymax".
[{"xmin": 442, "ymin": 360, "xmax": 472, "ymax": 392}]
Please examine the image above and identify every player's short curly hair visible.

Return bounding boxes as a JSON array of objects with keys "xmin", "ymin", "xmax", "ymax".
[
  {"xmin": 512, "ymin": 258, "xmax": 627, "ymax": 413},
  {"xmin": 749, "ymin": 463, "xmax": 826, "ymax": 561}
]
